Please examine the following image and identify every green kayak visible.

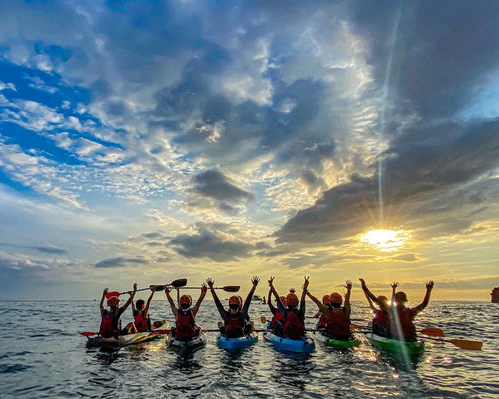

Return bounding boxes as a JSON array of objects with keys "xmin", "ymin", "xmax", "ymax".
[
  {"xmin": 314, "ymin": 332, "xmax": 360, "ymax": 348},
  {"xmin": 366, "ymin": 333, "xmax": 424, "ymax": 356}
]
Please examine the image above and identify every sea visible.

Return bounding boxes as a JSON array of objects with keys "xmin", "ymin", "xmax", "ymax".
[{"xmin": 0, "ymin": 300, "xmax": 497, "ymax": 398}]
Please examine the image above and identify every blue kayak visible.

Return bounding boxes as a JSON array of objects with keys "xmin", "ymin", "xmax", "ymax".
[
  {"xmin": 263, "ymin": 324, "xmax": 315, "ymax": 354},
  {"xmin": 216, "ymin": 333, "xmax": 258, "ymax": 351}
]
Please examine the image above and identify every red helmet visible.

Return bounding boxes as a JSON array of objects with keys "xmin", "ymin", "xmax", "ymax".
[
  {"xmin": 322, "ymin": 295, "xmax": 331, "ymax": 305},
  {"xmin": 280, "ymin": 296, "xmax": 287, "ymax": 306},
  {"xmin": 179, "ymin": 295, "xmax": 192, "ymax": 306},
  {"xmin": 286, "ymin": 293, "xmax": 299, "ymax": 306},
  {"xmin": 107, "ymin": 296, "xmax": 120, "ymax": 307},
  {"xmin": 330, "ymin": 292, "xmax": 343, "ymax": 305},
  {"xmin": 229, "ymin": 296, "xmax": 242, "ymax": 306}
]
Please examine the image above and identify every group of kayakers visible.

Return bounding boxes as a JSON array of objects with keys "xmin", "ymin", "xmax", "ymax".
[{"xmin": 98, "ymin": 277, "xmax": 434, "ymax": 344}]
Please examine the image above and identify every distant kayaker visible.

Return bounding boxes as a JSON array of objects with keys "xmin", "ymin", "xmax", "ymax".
[
  {"xmin": 125, "ymin": 286, "xmax": 158, "ymax": 333},
  {"xmin": 267, "ymin": 287, "xmax": 286, "ymax": 330},
  {"xmin": 99, "ymin": 283, "xmax": 137, "ymax": 338},
  {"xmin": 312, "ymin": 295, "xmax": 331, "ymax": 330},
  {"xmin": 208, "ymin": 276, "xmax": 259, "ymax": 338},
  {"xmin": 165, "ymin": 284, "xmax": 207, "ymax": 342},
  {"xmin": 491, "ymin": 287, "xmax": 499, "ymax": 303},
  {"xmin": 359, "ymin": 278, "xmax": 390, "ymax": 337},
  {"xmin": 390, "ymin": 281, "xmax": 434, "ymax": 341},
  {"xmin": 307, "ymin": 281, "xmax": 352, "ymax": 340},
  {"xmin": 268, "ymin": 276, "xmax": 309, "ymax": 339}
]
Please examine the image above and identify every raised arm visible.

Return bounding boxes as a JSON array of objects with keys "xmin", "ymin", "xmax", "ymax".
[
  {"xmin": 306, "ymin": 290, "xmax": 327, "ymax": 314},
  {"xmin": 122, "ymin": 283, "xmax": 137, "ymax": 311},
  {"xmin": 242, "ymin": 276, "xmax": 259, "ymax": 315},
  {"xmin": 414, "ymin": 281, "xmax": 434, "ymax": 313},
  {"xmin": 344, "ymin": 280, "xmax": 352, "ymax": 319},
  {"xmin": 164, "ymin": 286, "xmax": 178, "ymax": 318},
  {"xmin": 192, "ymin": 284, "xmax": 207, "ymax": 317},
  {"xmin": 143, "ymin": 286, "xmax": 156, "ymax": 315},
  {"xmin": 390, "ymin": 282, "xmax": 398, "ymax": 306},
  {"xmin": 268, "ymin": 287, "xmax": 277, "ymax": 314},
  {"xmin": 359, "ymin": 278, "xmax": 379, "ymax": 311},
  {"xmin": 100, "ymin": 288, "xmax": 108, "ymax": 310},
  {"xmin": 269, "ymin": 277, "xmax": 286, "ymax": 315},
  {"xmin": 299, "ymin": 276, "xmax": 309, "ymax": 314},
  {"xmin": 207, "ymin": 278, "xmax": 226, "ymax": 318}
]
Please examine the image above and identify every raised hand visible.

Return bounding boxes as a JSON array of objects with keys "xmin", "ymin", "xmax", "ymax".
[
  {"xmin": 268, "ymin": 276, "xmax": 275, "ymax": 287},
  {"xmin": 201, "ymin": 283, "xmax": 208, "ymax": 294},
  {"xmin": 206, "ymin": 278, "xmax": 214, "ymax": 288},
  {"xmin": 133, "ymin": 282, "xmax": 138, "ymax": 292},
  {"xmin": 103, "ymin": 288, "xmax": 109, "ymax": 295},
  {"xmin": 252, "ymin": 276, "xmax": 260, "ymax": 286},
  {"xmin": 303, "ymin": 276, "xmax": 310, "ymax": 290},
  {"xmin": 344, "ymin": 280, "xmax": 352, "ymax": 290},
  {"xmin": 391, "ymin": 282, "xmax": 398, "ymax": 291},
  {"xmin": 426, "ymin": 281, "xmax": 434, "ymax": 290},
  {"xmin": 164, "ymin": 285, "xmax": 171, "ymax": 294},
  {"xmin": 151, "ymin": 286, "xmax": 157, "ymax": 292},
  {"xmin": 359, "ymin": 278, "xmax": 366, "ymax": 288}
]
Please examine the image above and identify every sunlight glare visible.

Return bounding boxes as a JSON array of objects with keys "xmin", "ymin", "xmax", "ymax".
[{"xmin": 361, "ymin": 229, "xmax": 408, "ymax": 252}]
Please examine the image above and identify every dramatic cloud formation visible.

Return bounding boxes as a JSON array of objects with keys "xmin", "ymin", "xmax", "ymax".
[{"xmin": 0, "ymin": 0, "xmax": 498, "ymax": 299}]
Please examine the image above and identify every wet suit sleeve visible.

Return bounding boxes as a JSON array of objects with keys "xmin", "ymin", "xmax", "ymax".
[
  {"xmin": 241, "ymin": 283, "xmax": 257, "ymax": 318},
  {"xmin": 211, "ymin": 288, "xmax": 228, "ymax": 321}
]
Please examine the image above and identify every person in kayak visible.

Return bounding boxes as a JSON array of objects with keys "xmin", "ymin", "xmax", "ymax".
[
  {"xmin": 208, "ymin": 276, "xmax": 259, "ymax": 338},
  {"xmin": 165, "ymin": 284, "xmax": 207, "ymax": 342},
  {"xmin": 390, "ymin": 281, "xmax": 434, "ymax": 341},
  {"xmin": 359, "ymin": 278, "xmax": 390, "ymax": 337},
  {"xmin": 307, "ymin": 281, "xmax": 352, "ymax": 340},
  {"xmin": 268, "ymin": 276, "xmax": 309, "ymax": 339},
  {"xmin": 99, "ymin": 283, "xmax": 137, "ymax": 338},
  {"xmin": 267, "ymin": 287, "xmax": 286, "ymax": 330},
  {"xmin": 125, "ymin": 286, "xmax": 158, "ymax": 333},
  {"xmin": 312, "ymin": 295, "xmax": 331, "ymax": 330}
]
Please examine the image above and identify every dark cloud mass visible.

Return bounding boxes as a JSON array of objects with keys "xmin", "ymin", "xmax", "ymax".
[
  {"xmin": 32, "ymin": 246, "xmax": 68, "ymax": 255},
  {"xmin": 170, "ymin": 230, "xmax": 257, "ymax": 262},
  {"xmin": 95, "ymin": 257, "xmax": 147, "ymax": 268}
]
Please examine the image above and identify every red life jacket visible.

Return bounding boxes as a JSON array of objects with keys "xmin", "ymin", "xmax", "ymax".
[
  {"xmin": 100, "ymin": 310, "xmax": 117, "ymax": 338},
  {"xmin": 175, "ymin": 309, "xmax": 195, "ymax": 340},
  {"xmin": 270, "ymin": 311, "xmax": 284, "ymax": 329},
  {"xmin": 391, "ymin": 307, "xmax": 416, "ymax": 341},
  {"xmin": 283, "ymin": 309, "xmax": 305, "ymax": 339},
  {"xmin": 373, "ymin": 309, "xmax": 389, "ymax": 325},
  {"xmin": 225, "ymin": 313, "xmax": 244, "ymax": 338},
  {"xmin": 325, "ymin": 308, "xmax": 350, "ymax": 339},
  {"xmin": 317, "ymin": 314, "xmax": 327, "ymax": 328},
  {"xmin": 134, "ymin": 312, "xmax": 149, "ymax": 332}
]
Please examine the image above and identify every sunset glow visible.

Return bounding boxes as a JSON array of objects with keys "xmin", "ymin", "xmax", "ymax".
[{"xmin": 361, "ymin": 229, "xmax": 409, "ymax": 252}]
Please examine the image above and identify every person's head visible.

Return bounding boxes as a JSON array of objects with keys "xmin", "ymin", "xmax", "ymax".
[
  {"xmin": 286, "ymin": 293, "xmax": 299, "ymax": 309},
  {"xmin": 107, "ymin": 296, "xmax": 120, "ymax": 308},
  {"xmin": 229, "ymin": 296, "xmax": 242, "ymax": 312},
  {"xmin": 395, "ymin": 291, "xmax": 408, "ymax": 304},
  {"xmin": 330, "ymin": 292, "xmax": 343, "ymax": 308},
  {"xmin": 377, "ymin": 295, "xmax": 388, "ymax": 305},
  {"xmin": 179, "ymin": 294, "xmax": 192, "ymax": 310},
  {"xmin": 279, "ymin": 296, "xmax": 287, "ymax": 306},
  {"xmin": 136, "ymin": 299, "xmax": 145, "ymax": 310},
  {"xmin": 322, "ymin": 295, "xmax": 331, "ymax": 306}
]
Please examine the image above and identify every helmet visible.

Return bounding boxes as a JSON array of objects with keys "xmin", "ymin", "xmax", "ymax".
[
  {"xmin": 377, "ymin": 295, "xmax": 388, "ymax": 304},
  {"xmin": 280, "ymin": 296, "xmax": 287, "ymax": 306},
  {"xmin": 229, "ymin": 296, "xmax": 242, "ymax": 306},
  {"xmin": 395, "ymin": 292, "xmax": 408, "ymax": 304},
  {"xmin": 107, "ymin": 296, "xmax": 120, "ymax": 307},
  {"xmin": 322, "ymin": 295, "xmax": 331, "ymax": 305},
  {"xmin": 179, "ymin": 295, "xmax": 192, "ymax": 306},
  {"xmin": 330, "ymin": 292, "xmax": 343, "ymax": 305},
  {"xmin": 286, "ymin": 293, "xmax": 299, "ymax": 307}
]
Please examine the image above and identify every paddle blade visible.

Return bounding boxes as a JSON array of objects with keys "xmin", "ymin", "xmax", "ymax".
[
  {"xmin": 350, "ymin": 323, "xmax": 360, "ymax": 330},
  {"xmin": 79, "ymin": 332, "xmax": 97, "ymax": 337},
  {"xmin": 170, "ymin": 279, "xmax": 187, "ymax": 288},
  {"xmin": 421, "ymin": 327, "xmax": 445, "ymax": 337},
  {"xmin": 450, "ymin": 339, "xmax": 482, "ymax": 350},
  {"xmin": 150, "ymin": 285, "xmax": 165, "ymax": 292},
  {"xmin": 149, "ymin": 329, "xmax": 171, "ymax": 336},
  {"xmin": 261, "ymin": 316, "xmax": 267, "ymax": 324},
  {"xmin": 106, "ymin": 291, "xmax": 120, "ymax": 299},
  {"xmin": 221, "ymin": 285, "xmax": 240, "ymax": 292}
]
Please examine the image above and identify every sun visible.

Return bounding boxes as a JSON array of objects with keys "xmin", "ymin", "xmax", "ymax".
[{"xmin": 361, "ymin": 229, "xmax": 409, "ymax": 252}]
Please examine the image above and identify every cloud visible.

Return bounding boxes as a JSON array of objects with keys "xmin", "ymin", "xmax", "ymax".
[
  {"xmin": 95, "ymin": 257, "xmax": 147, "ymax": 268},
  {"xmin": 193, "ymin": 170, "xmax": 255, "ymax": 203},
  {"xmin": 169, "ymin": 229, "xmax": 258, "ymax": 262}
]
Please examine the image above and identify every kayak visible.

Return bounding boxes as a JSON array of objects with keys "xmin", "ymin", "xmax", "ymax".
[
  {"xmin": 263, "ymin": 324, "xmax": 315, "ymax": 354},
  {"xmin": 216, "ymin": 333, "xmax": 258, "ymax": 351},
  {"xmin": 366, "ymin": 333, "xmax": 424, "ymax": 356},
  {"xmin": 167, "ymin": 331, "xmax": 207, "ymax": 352},
  {"xmin": 85, "ymin": 320, "xmax": 169, "ymax": 349},
  {"xmin": 314, "ymin": 332, "xmax": 360, "ymax": 349}
]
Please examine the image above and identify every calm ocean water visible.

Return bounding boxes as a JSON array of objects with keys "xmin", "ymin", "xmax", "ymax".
[{"xmin": 0, "ymin": 300, "xmax": 497, "ymax": 398}]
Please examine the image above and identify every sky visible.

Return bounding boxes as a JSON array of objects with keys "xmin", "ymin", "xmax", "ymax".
[{"xmin": 0, "ymin": 0, "xmax": 498, "ymax": 301}]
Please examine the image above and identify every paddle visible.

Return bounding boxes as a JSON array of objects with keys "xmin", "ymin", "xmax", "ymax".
[
  {"xmin": 421, "ymin": 327, "xmax": 445, "ymax": 337},
  {"xmin": 114, "ymin": 279, "xmax": 187, "ymax": 296},
  {"xmin": 421, "ymin": 335, "xmax": 482, "ymax": 350},
  {"xmin": 79, "ymin": 332, "xmax": 97, "ymax": 337},
  {"xmin": 182, "ymin": 285, "xmax": 240, "ymax": 292}
]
